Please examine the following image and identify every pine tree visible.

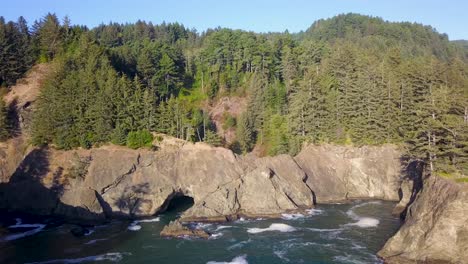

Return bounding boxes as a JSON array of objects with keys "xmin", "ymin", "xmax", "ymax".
[
  {"xmin": 0, "ymin": 17, "xmax": 33, "ymax": 86},
  {"xmin": 281, "ymin": 45, "xmax": 298, "ymax": 93},
  {"xmin": 0, "ymin": 98, "xmax": 9, "ymax": 140},
  {"xmin": 158, "ymin": 52, "xmax": 177, "ymax": 98},
  {"xmin": 236, "ymin": 112, "xmax": 253, "ymax": 153},
  {"xmin": 204, "ymin": 130, "xmax": 223, "ymax": 147},
  {"xmin": 34, "ymin": 13, "xmax": 62, "ymax": 60}
]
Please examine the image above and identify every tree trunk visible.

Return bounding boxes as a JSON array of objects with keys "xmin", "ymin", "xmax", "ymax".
[
  {"xmin": 301, "ymin": 108, "xmax": 305, "ymax": 137},
  {"xmin": 464, "ymin": 106, "xmax": 468, "ymax": 124}
]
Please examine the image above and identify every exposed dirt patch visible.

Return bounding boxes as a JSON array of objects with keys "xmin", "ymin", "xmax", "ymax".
[
  {"xmin": 3, "ymin": 63, "xmax": 51, "ymax": 135},
  {"xmin": 4, "ymin": 64, "xmax": 51, "ymax": 107},
  {"xmin": 208, "ymin": 96, "xmax": 247, "ymax": 144}
]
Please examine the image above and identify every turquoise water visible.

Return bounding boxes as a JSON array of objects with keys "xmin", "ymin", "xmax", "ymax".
[{"xmin": 0, "ymin": 201, "xmax": 401, "ymax": 264}]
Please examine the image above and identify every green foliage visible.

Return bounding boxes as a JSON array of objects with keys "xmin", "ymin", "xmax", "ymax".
[
  {"xmin": 126, "ymin": 130, "xmax": 154, "ymax": 149},
  {"xmin": 222, "ymin": 112, "xmax": 236, "ymax": 130},
  {"xmin": 265, "ymin": 114, "xmax": 289, "ymax": 156},
  {"xmin": 204, "ymin": 130, "xmax": 223, "ymax": 147},
  {"xmin": 66, "ymin": 153, "xmax": 91, "ymax": 179},
  {"xmin": 5, "ymin": 12, "xmax": 463, "ymax": 176},
  {"xmin": 0, "ymin": 16, "xmax": 34, "ymax": 86},
  {"xmin": 0, "ymin": 98, "xmax": 9, "ymax": 141},
  {"xmin": 304, "ymin": 13, "xmax": 456, "ymax": 60},
  {"xmin": 236, "ymin": 112, "xmax": 254, "ymax": 153}
]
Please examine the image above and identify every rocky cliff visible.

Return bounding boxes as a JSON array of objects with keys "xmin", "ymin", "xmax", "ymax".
[
  {"xmin": 0, "ymin": 141, "xmax": 402, "ymax": 223},
  {"xmin": 296, "ymin": 144, "xmax": 402, "ymax": 203},
  {"xmin": 378, "ymin": 175, "xmax": 468, "ymax": 264}
]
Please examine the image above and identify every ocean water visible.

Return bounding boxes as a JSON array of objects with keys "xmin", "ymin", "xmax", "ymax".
[{"xmin": 0, "ymin": 200, "xmax": 401, "ymax": 264}]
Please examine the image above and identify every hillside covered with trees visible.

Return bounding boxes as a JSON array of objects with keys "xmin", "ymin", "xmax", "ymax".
[{"xmin": 0, "ymin": 13, "xmax": 467, "ymax": 177}]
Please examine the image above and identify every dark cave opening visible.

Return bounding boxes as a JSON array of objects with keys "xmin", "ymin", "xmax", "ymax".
[
  {"xmin": 160, "ymin": 193, "xmax": 194, "ymax": 221},
  {"xmin": 166, "ymin": 195, "xmax": 194, "ymax": 213}
]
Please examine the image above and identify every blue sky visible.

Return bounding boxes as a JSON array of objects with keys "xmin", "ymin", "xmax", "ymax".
[{"xmin": 3, "ymin": 0, "xmax": 467, "ymax": 40}]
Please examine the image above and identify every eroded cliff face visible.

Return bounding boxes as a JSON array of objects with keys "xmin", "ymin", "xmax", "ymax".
[
  {"xmin": 296, "ymin": 144, "xmax": 402, "ymax": 203},
  {"xmin": 0, "ymin": 141, "xmax": 402, "ymax": 223},
  {"xmin": 0, "ymin": 64, "xmax": 51, "ymax": 183},
  {"xmin": 378, "ymin": 175, "xmax": 468, "ymax": 264}
]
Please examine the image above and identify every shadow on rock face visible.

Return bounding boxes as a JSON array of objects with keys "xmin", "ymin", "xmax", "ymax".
[
  {"xmin": 114, "ymin": 182, "xmax": 152, "ymax": 216},
  {"xmin": 0, "ymin": 148, "xmax": 105, "ymax": 222},
  {"xmin": 394, "ymin": 158, "xmax": 424, "ymax": 219},
  {"xmin": 6, "ymin": 98, "xmax": 21, "ymax": 139}
]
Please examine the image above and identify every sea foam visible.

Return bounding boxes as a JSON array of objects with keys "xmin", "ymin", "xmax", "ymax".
[
  {"xmin": 25, "ymin": 252, "xmax": 131, "ymax": 264},
  {"xmin": 306, "ymin": 208, "xmax": 324, "ymax": 215},
  {"xmin": 346, "ymin": 217, "xmax": 380, "ymax": 228},
  {"xmin": 207, "ymin": 255, "xmax": 248, "ymax": 264},
  {"xmin": 137, "ymin": 217, "xmax": 160, "ymax": 223},
  {"xmin": 344, "ymin": 202, "xmax": 380, "ymax": 228},
  {"xmin": 273, "ymin": 250, "xmax": 290, "ymax": 262},
  {"xmin": 227, "ymin": 239, "xmax": 251, "ymax": 250},
  {"xmin": 1, "ymin": 218, "xmax": 46, "ymax": 241},
  {"xmin": 209, "ymin": 232, "xmax": 223, "ymax": 239},
  {"xmin": 247, "ymin": 223, "xmax": 296, "ymax": 234},
  {"xmin": 215, "ymin": 225, "xmax": 232, "ymax": 231},
  {"xmin": 333, "ymin": 255, "xmax": 368, "ymax": 264},
  {"xmin": 127, "ymin": 217, "xmax": 160, "ymax": 231},
  {"xmin": 281, "ymin": 213, "xmax": 305, "ymax": 220},
  {"xmin": 127, "ymin": 221, "xmax": 141, "ymax": 231}
]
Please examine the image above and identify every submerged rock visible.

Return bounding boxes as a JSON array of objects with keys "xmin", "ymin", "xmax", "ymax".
[
  {"xmin": 160, "ymin": 220, "xmax": 210, "ymax": 239},
  {"xmin": 70, "ymin": 226, "xmax": 89, "ymax": 237}
]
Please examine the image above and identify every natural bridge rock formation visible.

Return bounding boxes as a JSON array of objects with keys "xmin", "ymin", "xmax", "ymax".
[
  {"xmin": 0, "ymin": 141, "xmax": 402, "ymax": 222},
  {"xmin": 1, "ymin": 136, "xmax": 467, "ymax": 263}
]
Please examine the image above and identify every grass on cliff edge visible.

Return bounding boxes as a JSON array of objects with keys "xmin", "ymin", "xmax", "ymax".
[{"xmin": 437, "ymin": 171, "xmax": 468, "ymax": 183}]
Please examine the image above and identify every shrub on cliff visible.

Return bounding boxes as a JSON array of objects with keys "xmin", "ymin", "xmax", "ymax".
[
  {"xmin": 204, "ymin": 130, "xmax": 223, "ymax": 147},
  {"xmin": 0, "ymin": 98, "xmax": 9, "ymax": 141},
  {"xmin": 126, "ymin": 130, "xmax": 153, "ymax": 149}
]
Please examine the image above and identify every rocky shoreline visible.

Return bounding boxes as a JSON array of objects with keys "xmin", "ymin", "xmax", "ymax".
[
  {"xmin": 1, "ymin": 138, "xmax": 467, "ymax": 263},
  {"xmin": 0, "ymin": 141, "xmax": 402, "ymax": 221}
]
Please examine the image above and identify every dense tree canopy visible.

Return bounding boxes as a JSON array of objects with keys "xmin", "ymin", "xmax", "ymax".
[{"xmin": 1, "ymin": 13, "xmax": 467, "ymax": 177}]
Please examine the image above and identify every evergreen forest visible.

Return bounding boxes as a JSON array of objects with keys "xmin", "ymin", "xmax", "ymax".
[{"xmin": 0, "ymin": 13, "xmax": 467, "ymax": 177}]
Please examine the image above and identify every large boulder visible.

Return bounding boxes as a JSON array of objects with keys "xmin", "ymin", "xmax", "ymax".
[
  {"xmin": 295, "ymin": 144, "xmax": 401, "ymax": 203},
  {"xmin": 378, "ymin": 176, "xmax": 468, "ymax": 264},
  {"xmin": 160, "ymin": 220, "xmax": 210, "ymax": 239},
  {"xmin": 237, "ymin": 155, "xmax": 314, "ymax": 217}
]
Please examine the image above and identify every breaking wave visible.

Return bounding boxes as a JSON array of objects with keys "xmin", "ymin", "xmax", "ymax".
[
  {"xmin": 128, "ymin": 217, "xmax": 160, "ymax": 231},
  {"xmin": 1, "ymin": 218, "xmax": 46, "ymax": 241},
  {"xmin": 209, "ymin": 232, "xmax": 223, "ymax": 239},
  {"xmin": 247, "ymin": 223, "xmax": 296, "ymax": 234},
  {"xmin": 215, "ymin": 225, "xmax": 232, "ymax": 231},
  {"xmin": 345, "ymin": 202, "xmax": 380, "ymax": 228}
]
